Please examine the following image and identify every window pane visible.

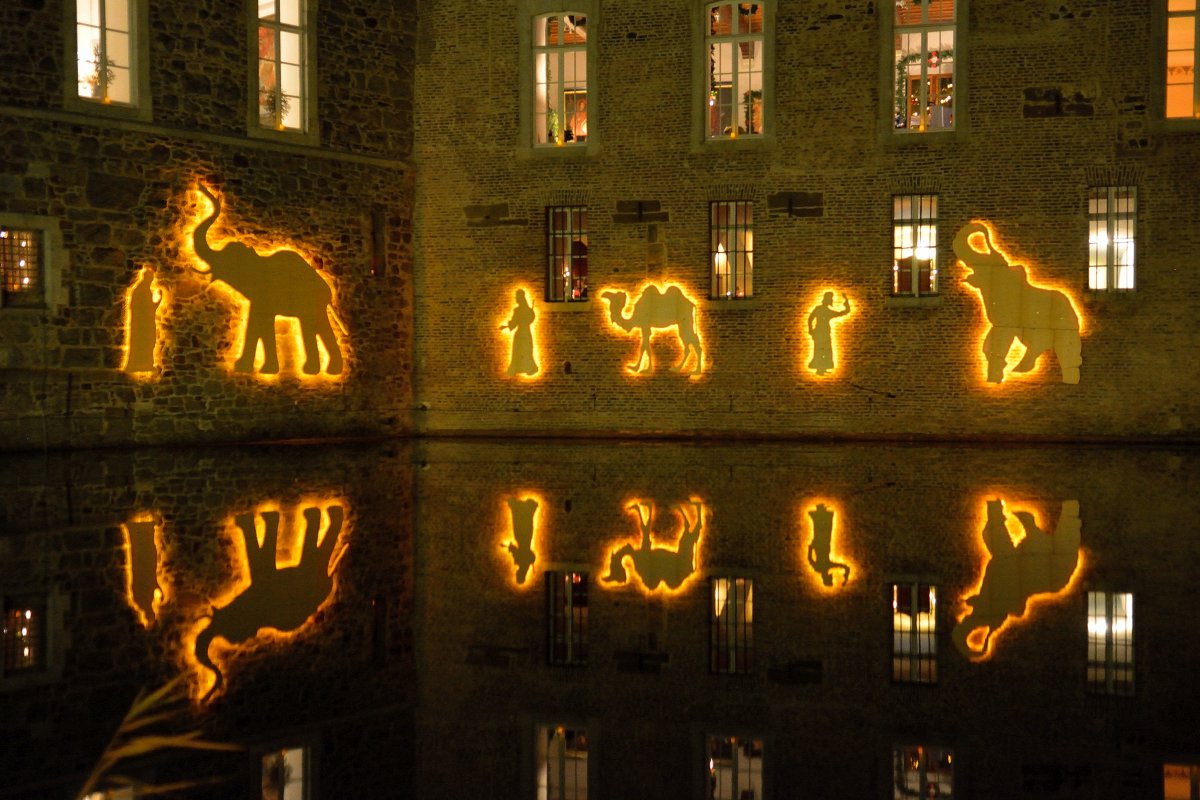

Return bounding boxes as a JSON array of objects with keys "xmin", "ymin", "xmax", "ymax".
[
  {"xmin": 708, "ymin": 735, "xmax": 763, "ymax": 800},
  {"xmin": 77, "ymin": 0, "xmax": 101, "ymax": 27},
  {"xmin": 105, "ymin": 28, "xmax": 129, "ymax": 67},
  {"xmin": 279, "ymin": 0, "xmax": 301, "ymax": 27},
  {"xmin": 1, "ymin": 228, "xmax": 42, "ymax": 307},
  {"xmin": 106, "ymin": 0, "xmax": 130, "ymax": 32}
]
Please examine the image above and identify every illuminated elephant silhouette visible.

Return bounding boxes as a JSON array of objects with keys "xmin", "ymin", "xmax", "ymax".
[
  {"xmin": 601, "ymin": 284, "xmax": 703, "ymax": 375},
  {"xmin": 191, "ymin": 184, "xmax": 345, "ymax": 376},
  {"xmin": 194, "ymin": 505, "xmax": 345, "ymax": 700}
]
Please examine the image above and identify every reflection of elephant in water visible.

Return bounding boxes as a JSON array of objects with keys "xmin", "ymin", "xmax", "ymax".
[
  {"xmin": 191, "ymin": 184, "xmax": 345, "ymax": 376},
  {"xmin": 194, "ymin": 505, "xmax": 345, "ymax": 700}
]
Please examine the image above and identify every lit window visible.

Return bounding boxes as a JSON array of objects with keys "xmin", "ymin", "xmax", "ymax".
[
  {"xmin": 1087, "ymin": 591, "xmax": 1134, "ymax": 696},
  {"xmin": 534, "ymin": 14, "xmax": 588, "ymax": 146},
  {"xmin": 2, "ymin": 596, "xmax": 46, "ymax": 674},
  {"xmin": 707, "ymin": 735, "xmax": 763, "ymax": 800},
  {"xmin": 75, "ymin": 0, "xmax": 136, "ymax": 105},
  {"xmin": 0, "ymin": 228, "xmax": 43, "ymax": 309},
  {"xmin": 892, "ymin": 194, "xmax": 938, "ymax": 296},
  {"xmin": 257, "ymin": 0, "xmax": 308, "ymax": 132},
  {"xmin": 893, "ymin": 0, "xmax": 955, "ymax": 132},
  {"xmin": 261, "ymin": 746, "xmax": 307, "ymax": 800},
  {"xmin": 547, "ymin": 207, "xmax": 588, "ymax": 302},
  {"xmin": 1167, "ymin": 1, "xmax": 1199, "ymax": 119},
  {"xmin": 547, "ymin": 571, "xmax": 588, "ymax": 666},
  {"xmin": 710, "ymin": 201, "xmax": 753, "ymax": 299},
  {"xmin": 711, "ymin": 577, "xmax": 753, "ymax": 674},
  {"xmin": 892, "ymin": 582, "xmax": 937, "ymax": 683},
  {"xmin": 893, "ymin": 745, "xmax": 953, "ymax": 799},
  {"xmin": 536, "ymin": 724, "xmax": 588, "ymax": 800},
  {"xmin": 1164, "ymin": 763, "xmax": 1200, "ymax": 800},
  {"xmin": 1088, "ymin": 186, "xmax": 1137, "ymax": 291},
  {"xmin": 706, "ymin": 3, "xmax": 765, "ymax": 139}
]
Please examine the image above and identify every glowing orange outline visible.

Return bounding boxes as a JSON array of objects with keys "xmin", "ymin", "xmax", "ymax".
[
  {"xmin": 798, "ymin": 497, "xmax": 858, "ymax": 592},
  {"xmin": 121, "ymin": 266, "xmax": 168, "ymax": 380},
  {"xmin": 954, "ymin": 494, "xmax": 1085, "ymax": 661},
  {"xmin": 181, "ymin": 495, "xmax": 350, "ymax": 701},
  {"xmin": 182, "ymin": 186, "xmax": 351, "ymax": 384},
  {"xmin": 958, "ymin": 221, "xmax": 1086, "ymax": 388},
  {"xmin": 598, "ymin": 497, "xmax": 706, "ymax": 596},
  {"xmin": 496, "ymin": 490, "xmax": 545, "ymax": 589},
  {"xmin": 599, "ymin": 281, "xmax": 706, "ymax": 380},
  {"xmin": 122, "ymin": 514, "xmax": 169, "ymax": 628},
  {"xmin": 800, "ymin": 288, "xmax": 857, "ymax": 380},
  {"xmin": 496, "ymin": 283, "xmax": 545, "ymax": 381}
]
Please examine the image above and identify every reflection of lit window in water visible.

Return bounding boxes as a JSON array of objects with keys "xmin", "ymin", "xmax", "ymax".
[
  {"xmin": 536, "ymin": 725, "xmax": 587, "ymax": 800},
  {"xmin": 261, "ymin": 746, "xmax": 307, "ymax": 800},
  {"xmin": 2, "ymin": 597, "xmax": 45, "ymax": 674},
  {"xmin": 892, "ymin": 745, "xmax": 953, "ymax": 800},
  {"xmin": 892, "ymin": 582, "xmax": 937, "ymax": 683},
  {"xmin": 1164, "ymin": 763, "xmax": 1200, "ymax": 800},
  {"xmin": 711, "ymin": 577, "xmax": 753, "ymax": 674},
  {"xmin": 1087, "ymin": 591, "xmax": 1134, "ymax": 696},
  {"xmin": 547, "ymin": 571, "xmax": 588, "ymax": 666},
  {"xmin": 707, "ymin": 734, "xmax": 763, "ymax": 800}
]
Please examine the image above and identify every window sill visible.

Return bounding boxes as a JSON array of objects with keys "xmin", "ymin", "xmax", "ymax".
[
  {"xmin": 540, "ymin": 299, "xmax": 592, "ymax": 313},
  {"xmin": 702, "ymin": 296, "xmax": 760, "ymax": 310},
  {"xmin": 519, "ymin": 142, "xmax": 597, "ymax": 160},
  {"xmin": 694, "ymin": 133, "xmax": 775, "ymax": 153},
  {"xmin": 882, "ymin": 128, "xmax": 962, "ymax": 148},
  {"xmin": 62, "ymin": 95, "xmax": 152, "ymax": 123},
  {"xmin": 247, "ymin": 124, "xmax": 320, "ymax": 148},
  {"xmin": 885, "ymin": 294, "xmax": 943, "ymax": 308}
]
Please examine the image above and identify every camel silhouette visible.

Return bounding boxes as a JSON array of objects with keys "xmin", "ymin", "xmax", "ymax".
[
  {"xmin": 952, "ymin": 498, "xmax": 1081, "ymax": 659},
  {"xmin": 194, "ymin": 504, "xmax": 346, "ymax": 700},
  {"xmin": 953, "ymin": 221, "xmax": 1081, "ymax": 385},
  {"xmin": 602, "ymin": 501, "xmax": 703, "ymax": 591},
  {"xmin": 601, "ymin": 284, "xmax": 703, "ymax": 375}
]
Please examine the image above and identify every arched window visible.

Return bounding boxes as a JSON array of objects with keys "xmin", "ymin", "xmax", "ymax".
[
  {"xmin": 705, "ymin": 3, "xmax": 765, "ymax": 139},
  {"xmin": 534, "ymin": 14, "xmax": 589, "ymax": 146}
]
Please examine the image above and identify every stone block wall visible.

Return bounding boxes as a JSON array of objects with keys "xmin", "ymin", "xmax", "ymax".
[
  {"xmin": 0, "ymin": 0, "xmax": 416, "ymax": 450},
  {"xmin": 413, "ymin": 0, "xmax": 1200, "ymax": 440}
]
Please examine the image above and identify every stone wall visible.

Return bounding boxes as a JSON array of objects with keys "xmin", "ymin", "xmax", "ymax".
[
  {"xmin": 0, "ymin": 0, "xmax": 416, "ymax": 450},
  {"xmin": 412, "ymin": 0, "xmax": 1200, "ymax": 440}
]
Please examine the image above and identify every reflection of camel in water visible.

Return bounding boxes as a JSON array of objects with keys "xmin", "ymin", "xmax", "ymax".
[
  {"xmin": 501, "ymin": 496, "xmax": 538, "ymax": 584},
  {"xmin": 807, "ymin": 503, "xmax": 849, "ymax": 587},
  {"xmin": 603, "ymin": 501, "xmax": 703, "ymax": 591},
  {"xmin": 194, "ymin": 505, "xmax": 346, "ymax": 699},
  {"xmin": 601, "ymin": 285, "xmax": 703, "ymax": 375},
  {"xmin": 953, "ymin": 222, "xmax": 1081, "ymax": 384},
  {"xmin": 952, "ymin": 499, "xmax": 1081, "ymax": 659},
  {"xmin": 123, "ymin": 519, "xmax": 164, "ymax": 625}
]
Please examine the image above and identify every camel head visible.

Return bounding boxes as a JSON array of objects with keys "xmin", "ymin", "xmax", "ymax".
[
  {"xmin": 601, "ymin": 290, "xmax": 633, "ymax": 329},
  {"xmin": 601, "ymin": 549, "xmax": 629, "ymax": 584}
]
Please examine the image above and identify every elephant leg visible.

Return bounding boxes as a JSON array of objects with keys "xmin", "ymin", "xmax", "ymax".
[
  {"xmin": 982, "ymin": 327, "xmax": 1016, "ymax": 383},
  {"xmin": 1013, "ymin": 330, "xmax": 1051, "ymax": 373},
  {"xmin": 303, "ymin": 311, "xmax": 342, "ymax": 375},
  {"xmin": 1054, "ymin": 329, "xmax": 1082, "ymax": 385},
  {"xmin": 237, "ymin": 309, "xmax": 278, "ymax": 374}
]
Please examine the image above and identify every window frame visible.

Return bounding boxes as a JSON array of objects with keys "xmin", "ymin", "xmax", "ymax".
[
  {"xmin": 535, "ymin": 723, "xmax": 589, "ymax": 800},
  {"xmin": 1086, "ymin": 590, "xmax": 1135, "ymax": 696},
  {"xmin": 710, "ymin": 576, "xmax": 754, "ymax": 675},
  {"xmin": 546, "ymin": 206, "xmax": 589, "ymax": 303},
  {"xmin": 706, "ymin": 733, "xmax": 765, "ymax": 800},
  {"xmin": 892, "ymin": 744, "xmax": 955, "ymax": 799},
  {"xmin": 259, "ymin": 744, "xmax": 311, "ymax": 800},
  {"xmin": 693, "ymin": 1, "xmax": 776, "ymax": 148},
  {"xmin": 0, "ymin": 589, "xmax": 65, "ymax": 690},
  {"xmin": 518, "ymin": 1, "xmax": 600, "ymax": 157},
  {"xmin": 891, "ymin": 194, "xmax": 939, "ymax": 298},
  {"xmin": 62, "ymin": 0, "xmax": 152, "ymax": 120},
  {"xmin": 0, "ymin": 214, "xmax": 66, "ymax": 316},
  {"xmin": 247, "ymin": 0, "xmax": 319, "ymax": 145},
  {"xmin": 709, "ymin": 200, "xmax": 754, "ymax": 300},
  {"xmin": 881, "ymin": 0, "xmax": 967, "ymax": 140},
  {"xmin": 1087, "ymin": 185, "xmax": 1138, "ymax": 292},
  {"xmin": 1163, "ymin": 0, "xmax": 1200, "ymax": 124},
  {"xmin": 546, "ymin": 570, "xmax": 588, "ymax": 666},
  {"xmin": 891, "ymin": 581, "xmax": 938, "ymax": 684}
]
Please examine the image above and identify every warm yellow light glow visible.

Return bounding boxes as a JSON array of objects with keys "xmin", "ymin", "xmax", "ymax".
[
  {"xmin": 799, "ymin": 498, "xmax": 857, "ymax": 592},
  {"xmin": 599, "ymin": 498, "xmax": 705, "ymax": 595},
  {"xmin": 183, "ymin": 186, "xmax": 350, "ymax": 383},
  {"xmin": 802, "ymin": 288, "xmax": 856, "ymax": 379},
  {"xmin": 599, "ymin": 281, "xmax": 706, "ymax": 378},
  {"xmin": 497, "ymin": 491, "xmax": 545, "ymax": 588},
  {"xmin": 122, "ymin": 266, "xmax": 167, "ymax": 378},
  {"xmin": 496, "ymin": 283, "xmax": 544, "ymax": 381},
  {"xmin": 122, "ymin": 514, "xmax": 169, "ymax": 628}
]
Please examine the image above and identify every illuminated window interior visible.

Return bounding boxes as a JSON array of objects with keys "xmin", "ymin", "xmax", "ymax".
[
  {"xmin": 2, "ymin": 596, "xmax": 45, "ymax": 674},
  {"xmin": 707, "ymin": 3, "xmax": 765, "ymax": 138},
  {"xmin": 1087, "ymin": 591, "xmax": 1134, "ymax": 696},
  {"xmin": 707, "ymin": 734, "xmax": 763, "ymax": 800},
  {"xmin": 547, "ymin": 207, "xmax": 588, "ymax": 302},
  {"xmin": 0, "ymin": 228, "xmax": 42, "ymax": 308},
  {"xmin": 1167, "ymin": 1, "xmax": 1198, "ymax": 118},
  {"xmin": 1164, "ymin": 763, "xmax": 1200, "ymax": 800},
  {"xmin": 536, "ymin": 724, "xmax": 588, "ymax": 800},
  {"xmin": 257, "ymin": 0, "xmax": 307, "ymax": 131},
  {"xmin": 892, "ymin": 582, "xmax": 937, "ymax": 684},
  {"xmin": 893, "ymin": 0, "xmax": 955, "ymax": 132},
  {"xmin": 547, "ymin": 571, "xmax": 588, "ymax": 666},
  {"xmin": 534, "ymin": 14, "xmax": 588, "ymax": 146},
  {"xmin": 76, "ymin": 0, "xmax": 134, "ymax": 104},
  {"xmin": 893, "ymin": 745, "xmax": 953, "ymax": 799},
  {"xmin": 261, "ymin": 745, "xmax": 307, "ymax": 800},
  {"xmin": 711, "ymin": 201, "xmax": 753, "ymax": 299},
  {"xmin": 711, "ymin": 577, "xmax": 753, "ymax": 674},
  {"xmin": 892, "ymin": 194, "xmax": 937, "ymax": 297},
  {"xmin": 1088, "ymin": 186, "xmax": 1137, "ymax": 291}
]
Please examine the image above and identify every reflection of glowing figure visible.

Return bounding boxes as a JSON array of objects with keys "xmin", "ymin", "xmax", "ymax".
[
  {"xmin": 123, "ymin": 518, "xmax": 164, "ymax": 626},
  {"xmin": 501, "ymin": 496, "xmax": 539, "ymax": 584},
  {"xmin": 123, "ymin": 266, "xmax": 162, "ymax": 374},
  {"xmin": 953, "ymin": 221, "xmax": 1082, "ymax": 384},
  {"xmin": 806, "ymin": 292, "xmax": 850, "ymax": 375},
  {"xmin": 601, "ymin": 284, "xmax": 703, "ymax": 375},
  {"xmin": 602, "ymin": 501, "xmax": 703, "ymax": 591},
  {"xmin": 953, "ymin": 499, "xmax": 1081, "ymax": 659},
  {"xmin": 500, "ymin": 289, "xmax": 538, "ymax": 376},
  {"xmin": 194, "ymin": 505, "xmax": 346, "ymax": 700},
  {"xmin": 807, "ymin": 503, "xmax": 849, "ymax": 587}
]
